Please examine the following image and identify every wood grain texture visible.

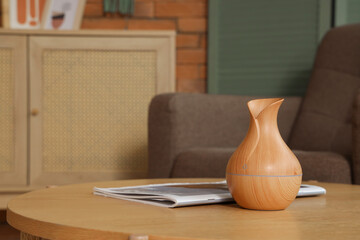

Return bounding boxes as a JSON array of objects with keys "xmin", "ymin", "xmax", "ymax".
[
  {"xmin": 226, "ymin": 98, "xmax": 302, "ymax": 210},
  {"xmin": 0, "ymin": 186, "xmax": 44, "ymax": 210},
  {"xmin": 6, "ymin": 179, "xmax": 360, "ymax": 240},
  {"xmin": 19, "ymin": 232, "xmax": 149, "ymax": 240}
]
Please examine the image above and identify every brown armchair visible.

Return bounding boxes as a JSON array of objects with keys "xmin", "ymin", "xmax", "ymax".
[{"xmin": 148, "ymin": 24, "xmax": 360, "ymax": 184}]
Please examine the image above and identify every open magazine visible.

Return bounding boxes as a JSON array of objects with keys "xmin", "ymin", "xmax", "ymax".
[{"xmin": 93, "ymin": 180, "xmax": 326, "ymax": 208}]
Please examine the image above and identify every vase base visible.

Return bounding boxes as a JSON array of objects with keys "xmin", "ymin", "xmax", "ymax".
[{"xmin": 226, "ymin": 174, "xmax": 302, "ymax": 210}]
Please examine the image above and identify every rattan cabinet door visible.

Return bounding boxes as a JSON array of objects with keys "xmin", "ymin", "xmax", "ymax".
[
  {"xmin": 29, "ymin": 36, "xmax": 174, "ymax": 185},
  {"xmin": 0, "ymin": 36, "xmax": 27, "ymax": 186}
]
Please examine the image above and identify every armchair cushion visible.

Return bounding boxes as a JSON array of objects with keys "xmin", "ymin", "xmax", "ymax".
[
  {"xmin": 171, "ymin": 148, "xmax": 352, "ymax": 184},
  {"xmin": 171, "ymin": 147, "xmax": 233, "ymax": 178},
  {"xmin": 148, "ymin": 93, "xmax": 301, "ymax": 178},
  {"xmin": 294, "ymin": 150, "xmax": 351, "ymax": 184},
  {"xmin": 289, "ymin": 24, "xmax": 360, "ymax": 158}
]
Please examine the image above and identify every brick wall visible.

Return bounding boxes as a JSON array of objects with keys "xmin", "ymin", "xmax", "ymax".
[
  {"xmin": 82, "ymin": 0, "xmax": 208, "ymax": 93},
  {"xmin": 0, "ymin": 0, "xmax": 208, "ymax": 92}
]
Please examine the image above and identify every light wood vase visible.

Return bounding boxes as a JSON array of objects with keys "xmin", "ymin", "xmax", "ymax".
[{"xmin": 226, "ymin": 98, "xmax": 302, "ymax": 210}]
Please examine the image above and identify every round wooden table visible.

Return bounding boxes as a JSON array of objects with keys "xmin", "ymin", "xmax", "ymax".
[{"xmin": 6, "ymin": 179, "xmax": 360, "ymax": 240}]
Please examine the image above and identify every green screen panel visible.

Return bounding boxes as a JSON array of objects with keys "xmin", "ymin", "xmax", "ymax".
[
  {"xmin": 208, "ymin": 0, "xmax": 331, "ymax": 96},
  {"xmin": 335, "ymin": 0, "xmax": 360, "ymax": 26}
]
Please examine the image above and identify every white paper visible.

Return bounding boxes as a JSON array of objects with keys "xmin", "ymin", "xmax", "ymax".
[
  {"xmin": 93, "ymin": 181, "xmax": 326, "ymax": 208},
  {"xmin": 44, "ymin": 0, "xmax": 80, "ymax": 30}
]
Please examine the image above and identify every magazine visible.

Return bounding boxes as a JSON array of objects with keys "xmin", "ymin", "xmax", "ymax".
[{"xmin": 93, "ymin": 181, "xmax": 326, "ymax": 208}]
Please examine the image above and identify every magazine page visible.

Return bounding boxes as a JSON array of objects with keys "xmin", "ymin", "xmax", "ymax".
[
  {"xmin": 93, "ymin": 181, "xmax": 326, "ymax": 208},
  {"xmin": 94, "ymin": 191, "xmax": 180, "ymax": 207},
  {"xmin": 94, "ymin": 181, "xmax": 233, "ymax": 207}
]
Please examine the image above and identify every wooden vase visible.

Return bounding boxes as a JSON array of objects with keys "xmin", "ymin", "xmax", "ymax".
[{"xmin": 226, "ymin": 98, "xmax": 302, "ymax": 210}]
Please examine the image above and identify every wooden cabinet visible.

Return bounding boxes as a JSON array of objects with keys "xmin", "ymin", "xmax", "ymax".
[
  {"xmin": 0, "ymin": 35, "xmax": 27, "ymax": 186},
  {"xmin": 0, "ymin": 30, "xmax": 175, "ymax": 189}
]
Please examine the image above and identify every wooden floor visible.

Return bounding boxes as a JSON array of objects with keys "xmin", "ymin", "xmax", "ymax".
[{"xmin": 0, "ymin": 210, "xmax": 20, "ymax": 240}]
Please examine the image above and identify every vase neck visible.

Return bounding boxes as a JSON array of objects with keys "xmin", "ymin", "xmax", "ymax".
[{"xmin": 247, "ymin": 98, "xmax": 283, "ymax": 138}]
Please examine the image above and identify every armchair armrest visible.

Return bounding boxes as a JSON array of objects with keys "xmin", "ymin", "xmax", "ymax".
[
  {"xmin": 148, "ymin": 93, "xmax": 302, "ymax": 178},
  {"xmin": 352, "ymin": 90, "xmax": 360, "ymax": 184}
]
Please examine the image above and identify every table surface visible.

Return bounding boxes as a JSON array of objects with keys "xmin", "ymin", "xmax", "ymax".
[
  {"xmin": 0, "ymin": 186, "xmax": 41, "ymax": 210},
  {"xmin": 6, "ymin": 179, "xmax": 360, "ymax": 240}
]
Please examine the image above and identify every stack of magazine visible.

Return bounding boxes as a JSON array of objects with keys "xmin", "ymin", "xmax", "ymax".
[{"xmin": 93, "ymin": 180, "xmax": 326, "ymax": 208}]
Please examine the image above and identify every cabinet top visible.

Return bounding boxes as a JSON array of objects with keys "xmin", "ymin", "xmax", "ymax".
[{"xmin": 0, "ymin": 29, "xmax": 176, "ymax": 37}]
